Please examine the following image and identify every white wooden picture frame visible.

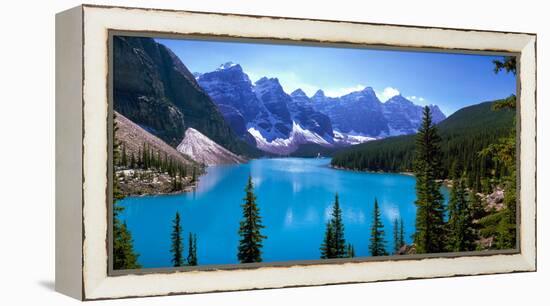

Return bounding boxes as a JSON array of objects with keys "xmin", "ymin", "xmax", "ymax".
[{"xmin": 55, "ymin": 4, "xmax": 536, "ymax": 300}]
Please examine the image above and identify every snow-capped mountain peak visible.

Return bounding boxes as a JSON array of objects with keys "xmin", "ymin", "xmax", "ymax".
[{"xmin": 217, "ymin": 61, "xmax": 239, "ymax": 70}]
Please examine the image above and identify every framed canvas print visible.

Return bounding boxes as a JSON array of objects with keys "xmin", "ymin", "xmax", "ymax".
[{"xmin": 55, "ymin": 4, "xmax": 537, "ymax": 300}]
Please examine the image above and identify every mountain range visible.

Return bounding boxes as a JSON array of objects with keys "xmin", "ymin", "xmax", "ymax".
[
  {"xmin": 114, "ymin": 36, "xmax": 447, "ymax": 161},
  {"xmin": 196, "ymin": 62, "xmax": 446, "ymax": 154}
]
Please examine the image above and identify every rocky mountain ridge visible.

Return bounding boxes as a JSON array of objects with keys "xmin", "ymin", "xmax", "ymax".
[{"xmin": 196, "ymin": 62, "xmax": 446, "ymax": 154}]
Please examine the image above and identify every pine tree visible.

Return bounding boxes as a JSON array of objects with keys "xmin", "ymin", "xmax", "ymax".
[
  {"xmin": 130, "ymin": 152, "xmax": 136, "ymax": 169},
  {"xmin": 151, "ymin": 147, "xmax": 156, "ymax": 169},
  {"xmin": 112, "ymin": 127, "xmax": 124, "ymax": 202},
  {"xmin": 493, "ymin": 56, "xmax": 517, "ymax": 75},
  {"xmin": 478, "ymin": 175, "xmax": 517, "ymax": 250},
  {"xmin": 162, "ymin": 152, "xmax": 167, "ymax": 172},
  {"xmin": 142, "ymin": 143, "xmax": 147, "ymax": 169},
  {"xmin": 137, "ymin": 146, "xmax": 142, "ymax": 168},
  {"xmin": 448, "ymin": 178, "xmax": 476, "ymax": 251},
  {"xmin": 468, "ymin": 191, "xmax": 484, "ymax": 220},
  {"xmin": 237, "ymin": 175, "xmax": 266, "ymax": 263},
  {"xmin": 121, "ymin": 143, "xmax": 127, "ymax": 167},
  {"xmin": 330, "ymin": 194, "xmax": 347, "ymax": 258},
  {"xmin": 447, "ymin": 179, "xmax": 461, "ymax": 250},
  {"xmin": 170, "ymin": 212, "xmax": 184, "ymax": 267},
  {"xmin": 112, "ymin": 115, "xmax": 140, "ymax": 269},
  {"xmin": 399, "ymin": 219, "xmax": 405, "ymax": 250},
  {"xmin": 346, "ymin": 243, "xmax": 355, "ymax": 258},
  {"xmin": 369, "ymin": 198, "xmax": 388, "ymax": 256},
  {"xmin": 187, "ymin": 232, "xmax": 198, "ymax": 266},
  {"xmin": 493, "ymin": 171, "xmax": 516, "ymax": 249},
  {"xmin": 192, "ymin": 167, "xmax": 197, "ymax": 183},
  {"xmin": 167, "ymin": 158, "xmax": 173, "ymax": 175},
  {"xmin": 113, "ymin": 220, "xmax": 141, "ymax": 269},
  {"xmin": 393, "ymin": 218, "xmax": 400, "ymax": 254},
  {"xmin": 320, "ymin": 195, "xmax": 349, "ymax": 259},
  {"xmin": 320, "ymin": 222, "xmax": 335, "ymax": 259},
  {"xmin": 413, "ymin": 107, "xmax": 446, "ymax": 254}
]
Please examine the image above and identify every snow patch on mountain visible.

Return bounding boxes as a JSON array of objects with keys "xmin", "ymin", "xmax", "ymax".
[
  {"xmin": 333, "ymin": 130, "xmax": 376, "ymax": 145},
  {"xmin": 248, "ymin": 121, "xmax": 332, "ymax": 155},
  {"xmin": 218, "ymin": 61, "xmax": 238, "ymax": 70},
  {"xmin": 176, "ymin": 128, "xmax": 247, "ymax": 166}
]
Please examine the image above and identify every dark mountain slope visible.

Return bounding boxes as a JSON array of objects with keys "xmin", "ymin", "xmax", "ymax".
[{"xmin": 113, "ymin": 36, "xmax": 257, "ymax": 157}]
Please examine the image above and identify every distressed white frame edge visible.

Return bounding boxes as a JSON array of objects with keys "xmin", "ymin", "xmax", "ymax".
[
  {"xmin": 55, "ymin": 5, "xmax": 84, "ymax": 300},
  {"xmin": 70, "ymin": 5, "xmax": 536, "ymax": 300}
]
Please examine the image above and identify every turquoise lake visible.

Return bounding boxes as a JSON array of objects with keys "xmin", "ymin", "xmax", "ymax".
[{"xmin": 118, "ymin": 157, "xmax": 449, "ymax": 268}]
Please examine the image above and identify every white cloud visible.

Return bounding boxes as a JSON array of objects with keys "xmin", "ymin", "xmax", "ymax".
[
  {"xmin": 377, "ymin": 87, "xmax": 401, "ymax": 102},
  {"xmin": 246, "ymin": 71, "xmax": 260, "ymax": 83},
  {"xmin": 406, "ymin": 95, "xmax": 427, "ymax": 104},
  {"xmin": 324, "ymin": 85, "xmax": 367, "ymax": 98}
]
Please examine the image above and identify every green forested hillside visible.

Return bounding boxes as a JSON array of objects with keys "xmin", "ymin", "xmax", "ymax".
[{"xmin": 331, "ymin": 98, "xmax": 515, "ymax": 189}]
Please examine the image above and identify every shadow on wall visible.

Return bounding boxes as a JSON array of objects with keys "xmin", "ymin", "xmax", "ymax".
[{"xmin": 37, "ymin": 280, "xmax": 55, "ymax": 291}]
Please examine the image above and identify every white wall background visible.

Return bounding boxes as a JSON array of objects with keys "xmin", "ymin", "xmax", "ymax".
[{"xmin": 0, "ymin": 0, "xmax": 546, "ymax": 305}]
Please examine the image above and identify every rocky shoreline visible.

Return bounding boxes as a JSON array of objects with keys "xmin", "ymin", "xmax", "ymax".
[{"xmin": 116, "ymin": 168, "xmax": 198, "ymax": 197}]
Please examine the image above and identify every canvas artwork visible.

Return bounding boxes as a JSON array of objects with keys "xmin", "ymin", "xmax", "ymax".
[{"xmin": 110, "ymin": 34, "xmax": 518, "ymax": 271}]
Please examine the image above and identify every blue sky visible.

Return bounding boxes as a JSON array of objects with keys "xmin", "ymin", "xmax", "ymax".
[{"xmin": 157, "ymin": 38, "xmax": 516, "ymax": 115}]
